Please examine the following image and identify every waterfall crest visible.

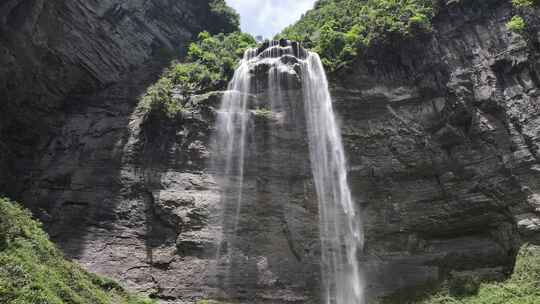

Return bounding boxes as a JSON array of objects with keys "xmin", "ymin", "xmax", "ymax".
[{"xmin": 211, "ymin": 40, "xmax": 364, "ymax": 304}]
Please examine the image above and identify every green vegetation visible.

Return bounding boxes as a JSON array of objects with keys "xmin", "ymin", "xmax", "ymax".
[
  {"xmin": 507, "ymin": 15, "xmax": 527, "ymax": 32},
  {"xmin": 280, "ymin": 0, "xmax": 540, "ymax": 68},
  {"xmin": 139, "ymin": 31, "xmax": 256, "ymax": 118},
  {"xmin": 279, "ymin": 0, "xmax": 434, "ymax": 70},
  {"xmin": 0, "ymin": 197, "xmax": 155, "ymax": 304},
  {"xmin": 419, "ymin": 244, "xmax": 540, "ymax": 304},
  {"xmin": 253, "ymin": 108, "xmax": 273, "ymax": 119},
  {"xmin": 208, "ymin": 0, "xmax": 240, "ymax": 34},
  {"xmin": 508, "ymin": 0, "xmax": 538, "ymax": 32},
  {"xmin": 512, "ymin": 0, "xmax": 535, "ymax": 8}
]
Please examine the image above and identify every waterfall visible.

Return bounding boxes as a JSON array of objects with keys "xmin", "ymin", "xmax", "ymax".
[
  {"xmin": 211, "ymin": 48, "xmax": 257, "ymax": 292},
  {"xmin": 214, "ymin": 48, "xmax": 257, "ymax": 234},
  {"xmin": 211, "ymin": 41, "xmax": 364, "ymax": 304},
  {"xmin": 301, "ymin": 53, "xmax": 365, "ymax": 304}
]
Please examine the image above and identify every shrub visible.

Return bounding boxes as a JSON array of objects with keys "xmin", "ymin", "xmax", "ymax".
[
  {"xmin": 512, "ymin": 0, "xmax": 535, "ymax": 8},
  {"xmin": 139, "ymin": 31, "xmax": 256, "ymax": 118},
  {"xmin": 507, "ymin": 15, "xmax": 526, "ymax": 32}
]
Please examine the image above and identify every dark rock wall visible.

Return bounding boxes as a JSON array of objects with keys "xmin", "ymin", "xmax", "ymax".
[
  {"xmin": 0, "ymin": 1, "xmax": 240, "ymax": 301},
  {"xmin": 332, "ymin": 0, "xmax": 540, "ymax": 299},
  {"xmin": 0, "ymin": 0, "xmax": 226, "ymax": 196}
]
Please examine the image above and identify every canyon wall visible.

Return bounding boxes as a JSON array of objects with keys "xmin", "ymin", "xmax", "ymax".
[
  {"xmin": 0, "ymin": 0, "xmax": 232, "ymax": 196},
  {"xmin": 332, "ymin": 0, "xmax": 540, "ymax": 299},
  {"xmin": 1, "ymin": 0, "xmax": 540, "ymax": 303}
]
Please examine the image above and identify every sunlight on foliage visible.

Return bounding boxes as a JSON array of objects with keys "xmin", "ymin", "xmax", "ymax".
[
  {"xmin": 139, "ymin": 31, "xmax": 256, "ymax": 117},
  {"xmin": 507, "ymin": 15, "xmax": 527, "ymax": 32},
  {"xmin": 512, "ymin": 0, "xmax": 535, "ymax": 8},
  {"xmin": 279, "ymin": 0, "xmax": 434, "ymax": 71},
  {"xmin": 509, "ymin": 0, "xmax": 538, "ymax": 32}
]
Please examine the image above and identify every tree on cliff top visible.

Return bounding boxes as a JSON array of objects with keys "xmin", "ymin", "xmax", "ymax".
[
  {"xmin": 279, "ymin": 0, "xmax": 434, "ymax": 71},
  {"xmin": 208, "ymin": 0, "xmax": 241, "ymax": 34}
]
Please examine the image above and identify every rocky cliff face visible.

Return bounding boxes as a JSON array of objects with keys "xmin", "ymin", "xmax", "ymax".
[
  {"xmin": 0, "ymin": 0, "xmax": 239, "ymax": 301},
  {"xmin": 2, "ymin": 0, "xmax": 540, "ymax": 303},
  {"xmin": 0, "ymin": 0, "xmax": 231, "ymax": 197},
  {"xmin": 332, "ymin": 0, "xmax": 540, "ymax": 300}
]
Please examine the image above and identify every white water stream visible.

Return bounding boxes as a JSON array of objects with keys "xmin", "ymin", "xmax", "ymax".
[{"xmin": 213, "ymin": 41, "xmax": 364, "ymax": 304}]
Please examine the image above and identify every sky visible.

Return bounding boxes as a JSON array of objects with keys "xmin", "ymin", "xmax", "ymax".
[{"xmin": 225, "ymin": 0, "xmax": 317, "ymax": 39}]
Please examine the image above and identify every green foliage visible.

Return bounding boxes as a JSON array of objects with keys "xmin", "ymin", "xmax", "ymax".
[
  {"xmin": 419, "ymin": 244, "xmax": 540, "ymax": 304},
  {"xmin": 208, "ymin": 0, "xmax": 240, "ymax": 33},
  {"xmin": 509, "ymin": 0, "xmax": 537, "ymax": 33},
  {"xmin": 280, "ymin": 0, "xmax": 434, "ymax": 70},
  {"xmin": 139, "ymin": 75, "xmax": 182, "ymax": 118},
  {"xmin": 507, "ymin": 15, "xmax": 527, "ymax": 32},
  {"xmin": 0, "ymin": 197, "xmax": 155, "ymax": 304},
  {"xmin": 253, "ymin": 108, "xmax": 273, "ymax": 119},
  {"xmin": 512, "ymin": 0, "xmax": 535, "ymax": 8},
  {"xmin": 139, "ymin": 31, "xmax": 256, "ymax": 118},
  {"xmin": 187, "ymin": 31, "xmax": 256, "ymax": 82}
]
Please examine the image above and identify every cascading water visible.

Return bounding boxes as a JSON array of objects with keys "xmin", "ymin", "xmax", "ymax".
[
  {"xmin": 211, "ymin": 48, "xmax": 257, "ymax": 292},
  {"xmin": 301, "ymin": 53, "xmax": 365, "ymax": 304},
  {"xmin": 211, "ymin": 40, "xmax": 364, "ymax": 304},
  {"xmin": 214, "ymin": 48, "xmax": 257, "ymax": 234}
]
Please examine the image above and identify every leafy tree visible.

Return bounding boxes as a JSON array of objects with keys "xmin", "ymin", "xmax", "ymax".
[
  {"xmin": 280, "ymin": 0, "xmax": 435, "ymax": 71},
  {"xmin": 140, "ymin": 31, "xmax": 256, "ymax": 117},
  {"xmin": 208, "ymin": 0, "xmax": 241, "ymax": 34}
]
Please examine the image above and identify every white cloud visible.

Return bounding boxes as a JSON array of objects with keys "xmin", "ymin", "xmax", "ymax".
[{"xmin": 226, "ymin": 0, "xmax": 316, "ymax": 39}]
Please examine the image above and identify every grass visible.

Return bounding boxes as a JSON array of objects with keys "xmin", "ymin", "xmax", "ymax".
[
  {"xmin": 418, "ymin": 244, "xmax": 540, "ymax": 304},
  {"xmin": 0, "ymin": 197, "xmax": 155, "ymax": 304}
]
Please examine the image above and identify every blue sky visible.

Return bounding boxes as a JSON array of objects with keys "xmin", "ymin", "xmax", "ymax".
[{"xmin": 225, "ymin": 0, "xmax": 317, "ymax": 39}]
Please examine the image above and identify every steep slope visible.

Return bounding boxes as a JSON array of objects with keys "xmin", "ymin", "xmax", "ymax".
[
  {"xmin": 283, "ymin": 0, "xmax": 540, "ymax": 301},
  {"xmin": 0, "ymin": 0, "xmax": 238, "ymax": 197},
  {"xmin": 0, "ymin": 197, "xmax": 154, "ymax": 304},
  {"xmin": 0, "ymin": 1, "xmax": 241, "ymax": 302}
]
